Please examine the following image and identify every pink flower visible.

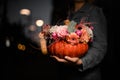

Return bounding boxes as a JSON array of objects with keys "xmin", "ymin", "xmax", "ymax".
[
  {"xmin": 66, "ymin": 33, "xmax": 79, "ymax": 45},
  {"xmin": 50, "ymin": 25, "xmax": 68, "ymax": 39},
  {"xmin": 51, "ymin": 32, "xmax": 58, "ymax": 40},
  {"xmin": 75, "ymin": 30, "xmax": 82, "ymax": 36},
  {"xmin": 56, "ymin": 26, "xmax": 68, "ymax": 37}
]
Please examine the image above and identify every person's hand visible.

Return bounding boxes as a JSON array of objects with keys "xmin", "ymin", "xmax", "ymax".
[{"xmin": 51, "ymin": 56, "xmax": 82, "ymax": 65}]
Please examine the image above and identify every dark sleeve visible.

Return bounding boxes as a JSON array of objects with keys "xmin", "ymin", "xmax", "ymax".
[{"xmin": 79, "ymin": 7, "xmax": 108, "ymax": 71}]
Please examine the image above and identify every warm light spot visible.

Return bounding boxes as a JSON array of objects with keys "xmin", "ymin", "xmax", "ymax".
[
  {"xmin": 18, "ymin": 43, "xmax": 26, "ymax": 51},
  {"xmin": 29, "ymin": 25, "xmax": 37, "ymax": 31},
  {"xmin": 20, "ymin": 9, "xmax": 31, "ymax": 16},
  {"xmin": 35, "ymin": 20, "xmax": 44, "ymax": 27}
]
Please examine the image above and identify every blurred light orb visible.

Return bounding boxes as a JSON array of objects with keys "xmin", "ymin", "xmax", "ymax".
[
  {"xmin": 20, "ymin": 9, "xmax": 31, "ymax": 16},
  {"xmin": 5, "ymin": 39, "xmax": 10, "ymax": 47},
  {"xmin": 36, "ymin": 20, "xmax": 44, "ymax": 27},
  {"xmin": 29, "ymin": 25, "xmax": 37, "ymax": 31},
  {"xmin": 18, "ymin": 43, "xmax": 26, "ymax": 51}
]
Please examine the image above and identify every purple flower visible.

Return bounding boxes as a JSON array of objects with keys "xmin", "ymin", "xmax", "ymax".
[
  {"xmin": 75, "ymin": 30, "xmax": 82, "ymax": 36},
  {"xmin": 51, "ymin": 32, "xmax": 58, "ymax": 40}
]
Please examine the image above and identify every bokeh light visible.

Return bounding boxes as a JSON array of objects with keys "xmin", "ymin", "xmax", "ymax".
[
  {"xmin": 17, "ymin": 43, "xmax": 26, "ymax": 51},
  {"xmin": 35, "ymin": 19, "xmax": 44, "ymax": 27},
  {"xmin": 5, "ymin": 38, "xmax": 10, "ymax": 47},
  {"xmin": 20, "ymin": 9, "xmax": 31, "ymax": 16},
  {"xmin": 29, "ymin": 25, "xmax": 37, "ymax": 31}
]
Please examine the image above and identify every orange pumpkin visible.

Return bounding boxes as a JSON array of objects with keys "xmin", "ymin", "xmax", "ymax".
[{"xmin": 48, "ymin": 40, "xmax": 88, "ymax": 58}]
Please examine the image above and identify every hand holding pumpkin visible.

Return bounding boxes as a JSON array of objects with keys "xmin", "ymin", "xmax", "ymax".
[{"xmin": 51, "ymin": 56, "xmax": 82, "ymax": 65}]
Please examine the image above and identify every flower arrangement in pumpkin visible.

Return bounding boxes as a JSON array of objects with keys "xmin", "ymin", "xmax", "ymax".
[{"xmin": 39, "ymin": 19, "xmax": 94, "ymax": 58}]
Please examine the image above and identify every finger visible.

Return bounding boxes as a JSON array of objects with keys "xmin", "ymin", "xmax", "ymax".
[
  {"xmin": 52, "ymin": 56, "xmax": 68, "ymax": 63},
  {"xmin": 64, "ymin": 56, "xmax": 79, "ymax": 63}
]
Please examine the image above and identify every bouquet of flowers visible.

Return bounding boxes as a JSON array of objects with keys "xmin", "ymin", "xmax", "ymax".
[{"xmin": 39, "ymin": 19, "xmax": 94, "ymax": 58}]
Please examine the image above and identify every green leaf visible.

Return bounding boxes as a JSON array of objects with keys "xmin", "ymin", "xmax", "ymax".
[{"xmin": 67, "ymin": 20, "xmax": 77, "ymax": 33}]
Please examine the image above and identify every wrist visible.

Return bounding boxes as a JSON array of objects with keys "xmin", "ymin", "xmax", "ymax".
[{"xmin": 76, "ymin": 59, "xmax": 82, "ymax": 65}]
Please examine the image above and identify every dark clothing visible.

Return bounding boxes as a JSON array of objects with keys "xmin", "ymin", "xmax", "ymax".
[
  {"xmin": 57, "ymin": 3, "xmax": 107, "ymax": 80},
  {"xmin": 57, "ymin": 64, "xmax": 102, "ymax": 80}
]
